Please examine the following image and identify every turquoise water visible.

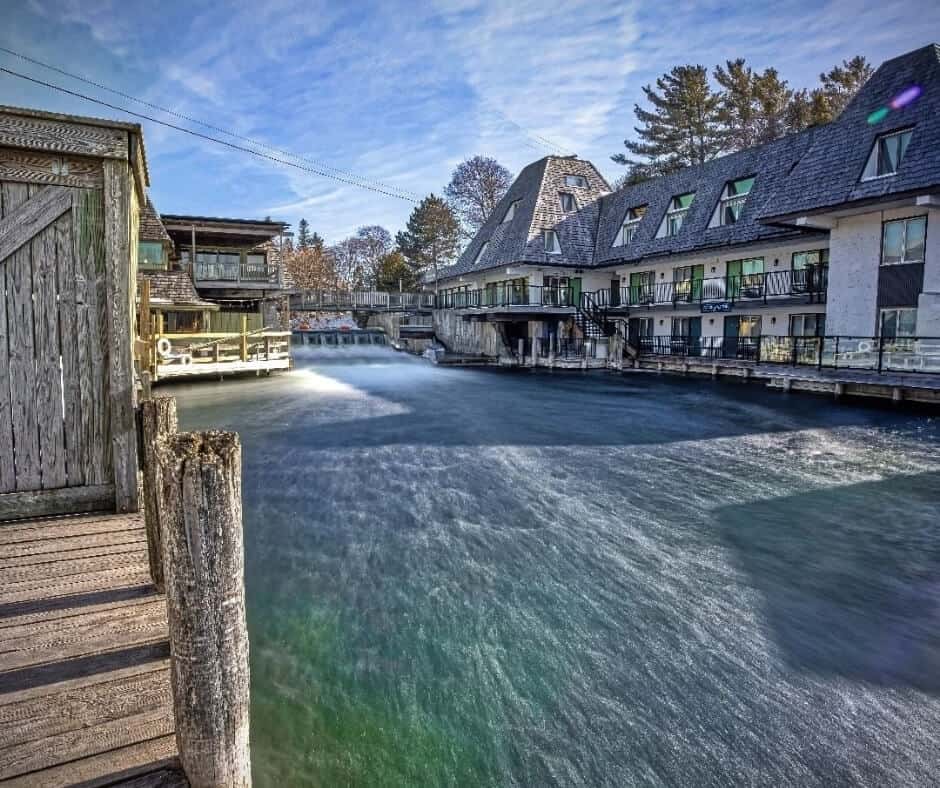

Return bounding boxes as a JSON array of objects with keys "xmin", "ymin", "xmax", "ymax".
[{"xmin": 173, "ymin": 350, "xmax": 940, "ymax": 786}]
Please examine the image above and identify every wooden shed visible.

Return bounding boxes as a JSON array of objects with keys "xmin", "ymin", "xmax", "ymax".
[{"xmin": 0, "ymin": 105, "xmax": 145, "ymax": 520}]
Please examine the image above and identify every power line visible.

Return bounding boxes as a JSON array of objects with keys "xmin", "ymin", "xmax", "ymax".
[
  {"xmin": 0, "ymin": 67, "xmax": 419, "ymax": 203},
  {"xmin": 0, "ymin": 45, "xmax": 421, "ymax": 201}
]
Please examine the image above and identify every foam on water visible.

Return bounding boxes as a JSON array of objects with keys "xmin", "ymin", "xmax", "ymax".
[{"xmin": 173, "ymin": 356, "xmax": 940, "ymax": 787}]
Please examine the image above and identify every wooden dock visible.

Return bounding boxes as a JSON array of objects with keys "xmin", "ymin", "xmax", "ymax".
[{"xmin": 0, "ymin": 512, "xmax": 185, "ymax": 787}]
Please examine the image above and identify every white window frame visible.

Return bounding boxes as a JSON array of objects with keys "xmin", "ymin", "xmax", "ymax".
[
  {"xmin": 564, "ymin": 174, "xmax": 587, "ymax": 188},
  {"xmin": 543, "ymin": 230, "xmax": 561, "ymax": 255},
  {"xmin": 710, "ymin": 177, "xmax": 754, "ymax": 227},
  {"xmin": 881, "ymin": 215, "xmax": 926, "ymax": 265},
  {"xmin": 614, "ymin": 206, "xmax": 646, "ymax": 247},
  {"xmin": 880, "ymin": 307, "xmax": 918, "ymax": 338},
  {"xmin": 862, "ymin": 128, "xmax": 913, "ymax": 180},
  {"xmin": 502, "ymin": 200, "xmax": 519, "ymax": 223},
  {"xmin": 559, "ymin": 192, "xmax": 576, "ymax": 212},
  {"xmin": 659, "ymin": 193, "xmax": 694, "ymax": 238},
  {"xmin": 473, "ymin": 241, "xmax": 489, "ymax": 266}
]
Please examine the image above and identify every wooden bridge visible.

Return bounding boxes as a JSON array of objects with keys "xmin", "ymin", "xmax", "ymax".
[{"xmin": 290, "ymin": 289, "xmax": 435, "ymax": 312}]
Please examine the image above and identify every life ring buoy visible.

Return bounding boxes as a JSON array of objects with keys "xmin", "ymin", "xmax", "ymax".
[
  {"xmin": 858, "ymin": 340, "xmax": 872, "ymax": 354},
  {"xmin": 156, "ymin": 338, "xmax": 172, "ymax": 358},
  {"xmin": 179, "ymin": 354, "xmax": 192, "ymax": 366}
]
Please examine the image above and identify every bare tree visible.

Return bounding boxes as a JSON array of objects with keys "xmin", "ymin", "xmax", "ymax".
[
  {"xmin": 445, "ymin": 156, "xmax": 512, "ymax": 235},
  {"xmin": 354, "ymin": 225, "xmax": 393, "ymax": 287},
  {"xmin": 284, "ymin": 244, "xmax": 337, "ymax": 291}
]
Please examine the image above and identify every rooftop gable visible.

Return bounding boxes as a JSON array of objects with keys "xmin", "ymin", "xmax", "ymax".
[{"xmin": 759, "ymin": 43, "xmax": 940, "ymax": 222}]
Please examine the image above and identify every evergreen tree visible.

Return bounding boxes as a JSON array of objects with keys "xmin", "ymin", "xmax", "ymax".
[
  {"xmin": 612, "ymin": 65, "xmax": 723, "ymax": 177},
  {"xmin": 375, "ymin": 251, "xmax": 419, "ymax": 292},
  {"xmin": 297, "ymin": 218, "xmax": 312, "ymax": 250},
  {"xmin": 395, "ymin": 195, "xmax": 461, "ymax": 284},
  {"xmin": 714, "ymin": 59, "xmax": 793, "ymax": 149},
  {"xmin": 816, "ymin": 55, "xmax": 874, "ymax": 121}
]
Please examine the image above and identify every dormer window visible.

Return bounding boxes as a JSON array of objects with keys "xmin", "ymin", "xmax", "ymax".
[
  {"xmin": 862, "ymin": 129, "xmax": 912, "ymax": 179},
  {"xmin": 564, "ymin": 175, "xmax": 587, "ymax": 188},
  {"xmin": 473, "ymin": 241, "xmax": 489, "ymax": 266},
  {"xmin": 559, "ymin": 193, "xmax": 576, "ymax": 212},
  {"xmin": 614, "ymin": 205, "xmax": 647, "ymax": 246},
  {"xmin": 711, "ymin": 177, "xmax": 754, "ymax": 226},
  {"xmin": 658, "ymin": 193, "xmax": 694, "ymax": 238},
  {"xmin": 543, "ymin": 230, "xmax": 561, "ymax": 254},
  {"xmin": 502, "ymin": 200, "xmax": 519, "ymax": 223}
]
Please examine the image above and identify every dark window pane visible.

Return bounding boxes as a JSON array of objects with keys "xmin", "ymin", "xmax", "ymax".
[
  {"xmin": 905, "ymin": 217, "xmax": 926, "ymax": 262},
  {"xmin": 882, "ymin": 221, "xmax": 904, "ymax": 264}
]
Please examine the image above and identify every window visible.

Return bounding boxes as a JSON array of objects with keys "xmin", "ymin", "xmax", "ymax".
[
  {"xmin": 564, "ymin": 174, "xmax": 587, "ymax": 188},
  {"xmin": 791, "ymin": 249, "xmax": 829, "ymax": 270},
  {"xmin": 628, "ymin": 270, "xmax": 655, "ymax": 305},
  {"xmin": 712, "ymin": 177, "xmax": 754, "ymax": 226},
  {"xmin": 614, "ymin": 206, "xmax": 647, "ymax": 246},
  {"xmin": 880, "ymin": 308, "xmax": 917, "ymax": 338},
  {"xmin": 559, "ymin": 193, "xmax": 576, "ymax": 212},
  {"xmin": 862, "ymin": 129, "xmax": 913, "ymax": 179},
  {"xmin": 659, "ymin": 193, "xmax": 694, "ymax": 237},
  {"xmin": 543, "ymin": 230, "xmax": 561, "ymax": 254},
  {"xmin": 138, "ymin": 241, "xmax": 165, "ymax": 268},
  {"xmin": 790, "ymin": 313, "xmax": 825, "ymax": 337},
  {"xmin": 671, "ymin": 316, "xmax": 701, "ymax": 336},
  {"xmin": 882, "ymin": 216, "xmax": 926, "ymax": 265},
  {"xmin": 673, "ymin": 264, "xmax": 704, "ymax": 301},
  {"xmin": 791, "ymin": 249, "xmax": 829, "ymax": 292},
  {"xmin": 543, "ymin": 274, "xmax": 571, "ymax": 305},
  {"xmin": 726, "ymin": 257, "xmax": 764, "ymax": 299},
  {"xmin": 502, "ymin": 200, "xmax": 519, "ymax": 223},
  {"xmin": 473, "ymin": 241, "xmax": 489, "ymax": 265}
]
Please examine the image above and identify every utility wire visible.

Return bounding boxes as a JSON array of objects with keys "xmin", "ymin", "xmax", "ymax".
[
  {"xmin": 0, "ymin": 45, "xmax": 420, "ymax": 200},
  {"xmin": 0, "ymin": 67, "xmax": 418, "ymax": 203}
]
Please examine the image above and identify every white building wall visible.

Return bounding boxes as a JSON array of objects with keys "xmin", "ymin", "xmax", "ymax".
[{"xmin": 917, "ymin": 206, "xmax": 940, "ymax": 336}]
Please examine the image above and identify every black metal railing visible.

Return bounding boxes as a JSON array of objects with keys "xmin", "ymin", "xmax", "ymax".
[
  {"xmin": 637, "ymin": 335, "xmax": 940, "ymax": 374},
  {"xmin": 436, "ymin": 284, "xmax": 576, "ymax": 309},
  {"xmin": 611, "ymin": 267, "xmax": 828, "ymax": 309}
]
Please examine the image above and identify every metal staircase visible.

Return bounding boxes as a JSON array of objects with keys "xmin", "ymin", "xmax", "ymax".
[{"xmin": 577, "ymin": 292, "xmax": 638, "ymax": 359}]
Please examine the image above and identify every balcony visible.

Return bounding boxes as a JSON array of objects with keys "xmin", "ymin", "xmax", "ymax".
[
  {"xmin": 604, "ymin": 267, "xmax": 828, "ymax": 311},
  {"xmin": 436, "ymin": 284, "xmax": 578, "ymax": 310},
  {"xmin": 191, "ymin": 260, "xmax": 282, "ymax": 289}
]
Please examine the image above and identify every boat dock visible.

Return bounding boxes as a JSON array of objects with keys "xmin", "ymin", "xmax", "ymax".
[{"xmin": 0, "ymin": 512, "xmax": 184, "ymax": 787}]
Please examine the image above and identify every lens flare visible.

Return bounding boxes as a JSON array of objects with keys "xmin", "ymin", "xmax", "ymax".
[
  {"xmin": 890, "ymin": 85, "xmax": 922, "ymax": 109},
  {"xmin": 867, "ymin": 107, "xmax": 890, "ymax": 125}
]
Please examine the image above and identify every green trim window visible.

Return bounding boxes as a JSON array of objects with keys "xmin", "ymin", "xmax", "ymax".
[
  {"xmin": 880, "ymin": 307, "xmax": 917, "ymax": 338},
  {"xmin": 713, "ymin": 177, "xmax": 754, "ymax": 226},
  {"xmin": 862, "ymin": 129, "xmax": 913, "ymax": 179},
  {"xmin": 882, "ymin": 216, "xmax": 926, "ymax": 265},
  {"xmin": 138, "ymin": 241, "xmax": 166, "ymax": 269},
  {"xmin": 673, "ymin": 264, "xmax": 704, "ymax": 302},
  {"xmin": 791, "ymin": 249, "xmax": 829, "ymax": 270},
  {"xmin": 614, "ymin": 205, "xmax": 647, "ymax": 247},
  {"xmin": 726, "ymin": 257, "xmax": 764, "ymax": 299},
  {"xmin": 628, "ymin": 270, "xmax": 655, "ymax": 305},
  {"xmin": 660, "ymin": 193, "xmax": 694, "ymax": 237}
]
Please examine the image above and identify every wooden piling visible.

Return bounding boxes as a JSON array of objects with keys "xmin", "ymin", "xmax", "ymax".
[
  {"xmin": 140, "ymin": 396, "xmax": 178, "ymax": 592},
  {"xmin": 156, "ymin": 431, "xmax": 251, "ymax": 787}
]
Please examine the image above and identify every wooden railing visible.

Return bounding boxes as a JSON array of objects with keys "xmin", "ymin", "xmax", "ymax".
[{"xmin": 148, "ymin": 328, "xmax": 292, "ymax": 380}]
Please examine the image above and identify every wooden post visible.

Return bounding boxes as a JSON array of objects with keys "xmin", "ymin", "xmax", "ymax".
[
  {"xmin": 156, "ymin": 431, "xmax": 251, "ymax": 787},
  {"xmin": 140, "ymin": 396, "xmax": 177, "ymax": 592},
  {"xmin": 140, "ymin": 278, "xmax": 152, "ymax": 376},
  {"xmin": 240, "ymin": 315, "xmax": 248, "ymax": 361}
]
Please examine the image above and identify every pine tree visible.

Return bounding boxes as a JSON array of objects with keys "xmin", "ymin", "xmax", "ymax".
[
  {"xmin": 612, "ymin": 65, "xmax": 723, "ymax": 177},
  {"xmin": 714, "ymin": 59, "xmax": 793, "ymax": 149},
  {"xmin": 297, "ymin": 218, "xmax": 312, "ymax": 250},
  {"xmin": 817, "ymin": 55, "xmax": 874, "ymax": 121},
  {"xmin": 395, "ymin": 195, "xmax": 461, "ymax": 284},
  {"xmin": 375, "ymin": 251, "xmax": 419, "ymax": 292}
]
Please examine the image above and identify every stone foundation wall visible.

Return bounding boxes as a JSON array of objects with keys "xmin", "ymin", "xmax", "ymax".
[{"xmin": 432, "ymin": 310, "xmax": 503, "ymax": 356}]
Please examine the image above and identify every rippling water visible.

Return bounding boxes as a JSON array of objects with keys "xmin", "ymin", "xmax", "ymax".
[{"xmin": 172, "ymin": 348, "xmax": 940, "ymax": 787}]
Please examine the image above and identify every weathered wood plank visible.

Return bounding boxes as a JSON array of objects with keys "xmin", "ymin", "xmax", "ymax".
[
  {"xmin": 33, "ymin": 220, "xmax": 66, "ymax": 489},
  {"xmin": 110, "ymin": 765, "xmax": 188, "ymax": 787},
  {"xmin": 0, "ymin": 184, "xmax": 71, "ymax": 263},
  {"xmin": 103, "ymin": 160, "xmax": 137, "ymax": 512},
  {"xmin": 0, "ymin": 149, "xmax": 104, "ymax": 190},
  {"xmin": 0, "ymin": 510, "xmax": 140, "ymax": 540},
  {"xmin": 0, "ymin": 537, "xmax": 146, "ymax": 568},
  {"xmin": 73, "ymin": 189, "xmax": 113, "ymax": 486},
  {"xmin": 0, "ymin": 484, "xmax": 114, "ymax": 523},
  {"xmin": 0, "ymin": 665, "xmax": 169, "ymax": 748},
  {"xmin": 55, "ymin": 212, "xmax": 85, "ymax": 488},
  {"xmin": 2, "ymin": 182, "xmax": 40, "ymax": 492},
  {"xmin": 0, "ymin": 549, "xmax": 149, "ymax": 585},
  {"xmin": 0, "ymin": 111, "xmax": 128, "ymax": 161},
  {"xmin": 0, "ymin": 565, "xmax": 152, "ymax": 606},
  {"xmin": 0, "ymin": 708, "xmax": 174, "ymax": 781},
  {"xmin": 0, "ymin": 596, "xmax": 162, "ymax": 644},
  {"xmin": 0, "ymin": 588, "xmax": 158, "ymax": 633},
  {"xmin": 0, "ymin": 184, "xmax": 16, "ymax": 493},
  {"xmin": 140, "ymin": 398, "xmax": 177, "ymax": 593},
  {"xmin": 0, "ymin": 598, "xmax": 166, "ymax": 672}
]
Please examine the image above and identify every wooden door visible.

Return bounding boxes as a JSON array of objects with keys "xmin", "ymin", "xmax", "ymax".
[{"xmin": 0, "ymin": 182, "xmax": 114, "ymax": 517}]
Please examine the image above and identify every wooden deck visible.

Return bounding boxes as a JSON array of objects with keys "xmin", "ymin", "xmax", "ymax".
[{"xmin": 0, "ymin": 512, "xmax": 186, "ymax": 787}]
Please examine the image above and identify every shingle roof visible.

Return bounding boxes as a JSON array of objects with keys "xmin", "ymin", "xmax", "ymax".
[
  {"xmin": 138, "ymin": 270, "xmax": 217, "ymax": 309},
  {"xmin": 448, "ymin": 156, "xmax": 610, "ymax": 277},
  {"xmin": 139, "ymin": 198, "xmax": 172, "ymax": 244},
  {"xmin": 759, "ymin": 43, "xmax": 940, "ymax": 221},
  {"xmin": 594, "ymin": 131, "xmax": 821, "ymax": 265}
]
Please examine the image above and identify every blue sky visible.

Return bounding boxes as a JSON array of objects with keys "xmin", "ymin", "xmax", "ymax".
[{"xmin": 2, "ymin": 0, "xmax": 939, "ymax": 244}]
